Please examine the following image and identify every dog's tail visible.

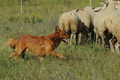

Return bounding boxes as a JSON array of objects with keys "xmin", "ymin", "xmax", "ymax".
[{"xmin": 7, "ymin": 38, "xmax": 16, "ymax": 49}]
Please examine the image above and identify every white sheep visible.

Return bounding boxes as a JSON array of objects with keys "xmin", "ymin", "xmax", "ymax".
[
  {"xmin": 84, "ymin": 7, "xmax": 96, "ymax": 40},
  {"xmin": 109, "ymin": 17, "xmax": 120, "ymax": 53},
  {"xmin": 59, "ymin": 11, "xmax": 82, "ymax": 45},
  {"xmin": 71, "ymin": 7, "xmax": 97, "ymax": 44},
  {"xmin": 94, "ymin": 6, "xmax": 107, "ymax": 45},
  {"xmin": 106, "ymin": 0, "xmax": 116, "ymax": 11},
  {"xmin": 93, "ymin": 3, "xmax": 108, "ymax": 45},
  {"xmin": 94, "ymin": 0, "xmax": 119, "ymax": 47},
  {"xmin": 74, "ymin": 9, "xmax": 95, "ymax": 41}
]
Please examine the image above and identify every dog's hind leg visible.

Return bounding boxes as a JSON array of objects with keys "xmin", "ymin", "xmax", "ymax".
[
  {"xmin": 9, "ymin": 52, "xmax": 15, "ymax": 59},
  {"xmin": 14, "ymin": 50, "xmax": 23, "ymax": 59},
  {"xmin": 9, "ymin": 47, "xmax": 26, "ymax": 59},
  {"xmin": 13, "ymin": 46, "xmax": 26, "ymax": 59}
]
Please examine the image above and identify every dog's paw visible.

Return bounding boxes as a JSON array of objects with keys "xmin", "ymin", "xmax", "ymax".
[
  {"xmin": 40, "ymin": 57, "xmax": 44, "ymax": 61},
  {"xmin": 63, "ymin": 57, "xmax": 67, "ymax": 59}
]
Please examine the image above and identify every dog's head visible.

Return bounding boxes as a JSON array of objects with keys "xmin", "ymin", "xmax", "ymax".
[{"xmin": 55, "ymin": 26, "xmax": 69, "ymax": 43}]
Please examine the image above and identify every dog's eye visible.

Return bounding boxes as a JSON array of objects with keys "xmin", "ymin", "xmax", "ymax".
[{"xmin": 63, "ymin": 33, "xmax": 65, "ymax": 35}]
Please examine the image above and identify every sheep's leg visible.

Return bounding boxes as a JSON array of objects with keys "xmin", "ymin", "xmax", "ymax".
[
  {"xmin": 95, "ymin": 33, "xmax": 101, "ymax": 45},
  {"xmin": 102, "ymin": 37, "xmax": 105, "ymax": 47},
  {"xmin": 95, "ymin": 33, "xmax": 99, "ymax": 45},
  {"xmin": 91, "ymin": 31, "xmax": 95, "ymax": 41},
  {"xmin": 98, "ymin": 36, "xmax": 102, "ymax": 46},
  {"xmin": 76, "ymin": 33, "xmax": 83, "ymax": 45},
  {"xmin": 100, "ymin": 32, "xmax": 106, "ymax": 47},
  {"xmin": 70, "ymin": 33, "xmax": 74, "ymax": 45},
  {"xmin": 109, "ymin": 38, "xmax": 117, "ymax": 52},
  {"xmin": 109, "ymin": 39, "xmax": 115, "ymax": 52},
  {"xmin": 78, "ymin": 32, "xmax": 84, "ymax": 45},
  {"xmin": 94, "ymin": 28, "xmax": 98, "ymax": 45},
  {"xmin": 76, "ymin": 33, "xmax": 78, "ymax": 45},
  {"xmin": 115, "ymin": 42, "xmax": 120, "ymax": 54}
]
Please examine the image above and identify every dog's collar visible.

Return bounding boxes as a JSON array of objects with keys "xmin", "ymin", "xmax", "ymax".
[
  {"xmin": 45, "ymin": 37, "xmax": 58, "ymax": 49},
  {"xmin": 53, "ymin": 44, "xmax": 58, "ymax": 49}
]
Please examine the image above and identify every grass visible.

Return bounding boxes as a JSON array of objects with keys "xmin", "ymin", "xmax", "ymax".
[{"xmin": 1, "ymin": 0, "xmax": 120, "ymax": 80}]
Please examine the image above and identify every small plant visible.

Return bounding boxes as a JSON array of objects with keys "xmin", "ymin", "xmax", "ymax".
[
  {"xmin": 16, "ymin": 16, "xmax": 20, "ymax": 21},
  {"xmin": 31, "ymin": 13, "xmax": 36, "ymax": 24},
  {"xmin": 8, "ymin": 16, "xmax": 16, "ymax": 22},
  {"xmin": 24, "ymin": 14, "xmax": 30, "ymax": 23},
  {"xmin": 9, "ymin": 16, "xmax": 20, "ymax": 22},
  {"xmin": 5, "ymin": 26, "xmax": 11, "ymax": 31},
  {"xmin": 8, "ymin": 14, "xmax": 43, "ymax": 24},
  {"xmin": 23, "ymin": 13, "xmax": 43, "ymax": 24},
  {"xmin": 36, "ymin": 17, "xmax": 43, "ymax": 23}
]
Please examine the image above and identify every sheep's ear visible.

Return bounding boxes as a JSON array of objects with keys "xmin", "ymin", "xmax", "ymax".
[
  {"xmin": 55, "ymin": 26, "xmax": 60, "ymax": 32},
  {"xmin": 76, "ymin": 9, "xmax": 79, "ymax": 12},
  {"xmin": 92, "ymin": 7, "xmax": 95, "ymax": 9},
  {"xmin": 99, "ymin": 2, "xmax": 104, "ymax": 5},
  {"xmin": 104, "ymin": 2, "xmax": 109, "ymax": 5}
]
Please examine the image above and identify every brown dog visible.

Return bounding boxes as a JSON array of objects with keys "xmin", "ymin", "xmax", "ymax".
[{"xmin": 8, "ymin": 26, "xmax": 69, "ymax": 60}]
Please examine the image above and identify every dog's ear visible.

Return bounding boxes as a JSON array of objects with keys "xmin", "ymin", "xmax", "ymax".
[{"xmin": 55, "ymin": 26, "xmax": 60, "ymax": 32}]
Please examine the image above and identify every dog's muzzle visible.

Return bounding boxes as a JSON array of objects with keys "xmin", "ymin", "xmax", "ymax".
[{"xmin": 61, "ymin": 38, "xmax": 68, "ymax": 44}]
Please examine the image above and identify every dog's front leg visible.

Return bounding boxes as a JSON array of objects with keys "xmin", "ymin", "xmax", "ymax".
[{"xmin": 50, "ymin": 51, "xmax": 66, "ymax": 59}]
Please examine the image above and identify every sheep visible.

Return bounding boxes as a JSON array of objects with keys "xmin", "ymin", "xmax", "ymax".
[
  {"xmin": 99, "ymin": 11, "xmax": 118, "ymax": 46},
  {"xmin": 106, "ymin": 0, "xmax": 116, "ymax": 11},
  {"xmin": 93, "ymin": 0, "xmax": 119, "ymax": 47},
  {"xmin": 93, "ymin": 1, "xmax": 110, "ymax": 12},
  {"xmin": 93, "ymin": 4, "xmax": 108, "ymax": 45},
  {"xmin": 84, "ymin": 6, "xmax": 96, "ymax": 40},
  {"xmin": 59, "ymin": 11, "xmax": 82, "ymax": 45},
  {"xmin": 109, "ymin": 17, "xmax": 120, "ymax": 53},
  {"xmin": 74, "ymin": 8, "xmax": 95, "ymax": 42},
  {"xmin": 72, "ymin": 7, "xmax": 97, "ymax": 44}
]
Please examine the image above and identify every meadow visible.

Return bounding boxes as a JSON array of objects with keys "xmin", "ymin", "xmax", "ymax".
[{"xmin": 1, "ymin": 0, "xmax": 120, "ymax": 80}]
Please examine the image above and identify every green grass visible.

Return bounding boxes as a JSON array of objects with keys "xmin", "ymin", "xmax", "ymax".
[{"xmin": 1, "ymin": 0, "xmax": 120, "ymax": 80}]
